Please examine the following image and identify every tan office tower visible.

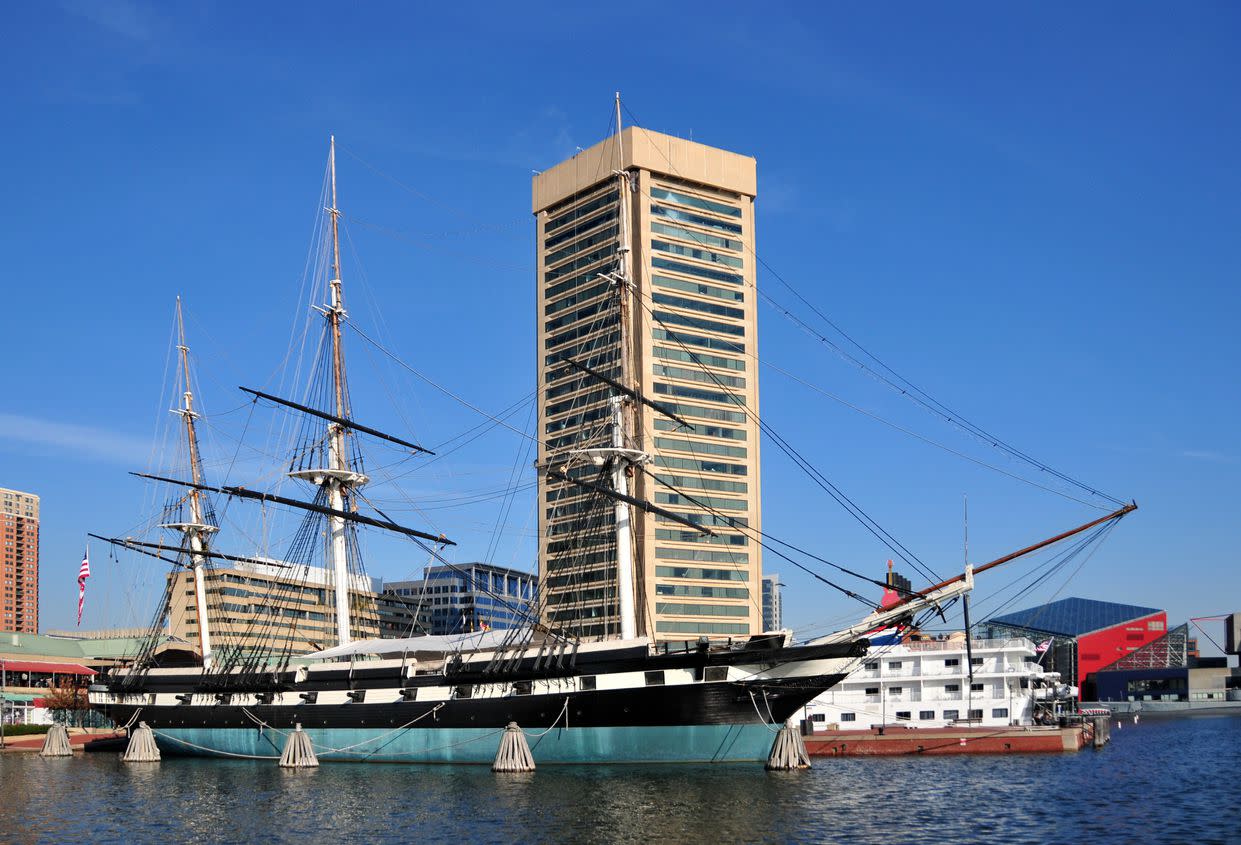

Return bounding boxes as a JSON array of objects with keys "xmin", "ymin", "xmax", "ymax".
[
  {"xmin": 1, "ymin": 488, "xmax": 40, "ymax": 634},
  {"xmin": 166, "ymin": 562, "xmax": 379, "ymax": 657},
  {"xmin": 533, "ymin": 125, "xmax": 761, "ymax": 642}
]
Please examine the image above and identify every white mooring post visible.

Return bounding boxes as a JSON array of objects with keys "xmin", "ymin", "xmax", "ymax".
[
  {"xmin": 279, "ymin": 723, "xmax": 319, "ymax": 768},
  {"xmin": 122, "ymin": 721, "xmax": 161, "ymax": 763},
  {"xmin": 492, "ymin": 722, "xmax": 535, "ymax": 772},
  {"xmin": 39, "ymin": 723, "xmax": 73, "ymax": 757},
  {"xmin": 765, "ymin": 723, "xmax": 811, "ymax": 770}
]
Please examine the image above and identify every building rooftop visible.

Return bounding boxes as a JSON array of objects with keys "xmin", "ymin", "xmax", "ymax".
[
  {"xmin": 988, "ymin": 597, "xmax": 1162, "ymax": 638},
  {"xmin": 532, "ymin": 126, "xmax": 756, "ymax": 213},
  {"xmin": 0, "ymin": 630, "xmax": 160, "ymax": 662}
]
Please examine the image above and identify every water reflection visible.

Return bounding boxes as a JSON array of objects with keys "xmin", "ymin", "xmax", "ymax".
[{"xmin": 1, "ymin": 714, "xmax": 1237, "ymax": 844}]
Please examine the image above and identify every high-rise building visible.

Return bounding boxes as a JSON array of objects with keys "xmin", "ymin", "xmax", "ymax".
[
  {"xmin": 1, "ymin": 488, "xmax": 40, "ymax": 634},
  {"xmin": 533, "ymin": 126, "xmax": 761, "ymax": 642},
  {"xmin": 761, "ymin": 574, "xmax": 782, "ymax": 632},
  {"xmin": 383, "ymin": 563, "xmax": 537, "ymax": 636},
  {"xmin": 166, "ymin": 561, "xmax": 380, "ymax": 657}
]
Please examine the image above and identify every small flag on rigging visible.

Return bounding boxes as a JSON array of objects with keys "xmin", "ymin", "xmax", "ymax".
[
  {"xmin": 77, "ymin": 545, "xmax": 91, "ymax": 626},
  {"xmin": 1035, "ymin": 638, "xmax": 1053, "ymax": 653}
]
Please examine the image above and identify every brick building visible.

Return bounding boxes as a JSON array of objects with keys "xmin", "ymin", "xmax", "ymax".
[{"xmin": 1, "ymin": 488, "xmax": 39, "ymax": 634}]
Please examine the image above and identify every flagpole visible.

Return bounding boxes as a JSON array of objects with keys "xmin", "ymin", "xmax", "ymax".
[{"xmin": 77, "ymin": 545, "xmax": 91, "ymax": 627}]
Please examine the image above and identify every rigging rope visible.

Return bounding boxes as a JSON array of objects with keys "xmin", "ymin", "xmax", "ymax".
[{"xmin": 618, "ymin": 100, "xmax": 1125, "ymax": 510}]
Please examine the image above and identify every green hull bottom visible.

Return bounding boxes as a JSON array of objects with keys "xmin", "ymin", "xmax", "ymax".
[{"xmin": 155, "ymin": 724, "xmax": 778, "ymax": 764}]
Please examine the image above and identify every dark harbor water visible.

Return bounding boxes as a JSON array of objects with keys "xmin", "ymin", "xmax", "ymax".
[{"xmin": 3, "ymin": 713, "xmax": 1239, "ymax": 844}]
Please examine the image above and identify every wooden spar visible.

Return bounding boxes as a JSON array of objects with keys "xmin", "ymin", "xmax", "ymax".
[
  {"xmin": 545, "ymin": 467, "xmax": 714, "ymax": 535},
  {"xmin": 239, "ymin": 386, "xmax": 432, "ymax": 454},
  {"xmin": 558, "ymin": 356, "xmax": 692, "ymax": 430},
  {"xmin": 894, "ymin": 502, "xmax": 1137, "ymax": 608},
  {"xmin": 328, "ymin": 136, "xmax": 347, "ymax": 424},
  {"xmin": 130, "ymin": 472, "xmax": 455, "ymax": 546},
  {"xmin": 89, "ymin": 533, "xmax": 292, "ymax": 569},
  {"xmin": 89, "ymin": 535, "xmax": 186, "ymax": 569}
]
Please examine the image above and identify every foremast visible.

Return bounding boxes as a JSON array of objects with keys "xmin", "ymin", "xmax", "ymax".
[
  {"xmin": 162, "ymin": 297, "xmax": 219, "ymax": 669},
  {"xmin": 288, "ymin": 136, "xmax": 369, "ymax": 648}
]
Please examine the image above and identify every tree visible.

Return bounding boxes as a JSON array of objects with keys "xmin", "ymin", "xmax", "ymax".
[{"xmin": 42, "ymin": 680, "xmax": 89, "ymax": 727}]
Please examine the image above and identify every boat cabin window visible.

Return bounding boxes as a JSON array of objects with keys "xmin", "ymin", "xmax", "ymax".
[
  {"xmin": 454, "ymin": 685, "xmax": 473, "ymax": 700},
  {"xmin": 863, "ymin": 661, "xmax": 878, "ymax": 670},
  {"xmin": 890, "ymin": 686, "xmax": 903, "ymax": 695},
  {"xmin": 512, "ymin": 681, "xmax": 532, "ymax": 696},
  {"xmin": 945, "ymin": 658, "xmax": 960, "ymax": 667},
  {"xmin": 887, "ymin": 661, "xmax": 902, "ymax": 669},
  {"xmin": 864, "ymin": 687, "xmax": 879, "ymax": 696},
  {"xmin": 919, "ymin": 711, "xmax": 935, "ymax": 720},
  {"xmin": 971, "ymin": 657, "xmax": 983, "ymax": 666},
  {"xmin": 992, "ymin": 708, "xmax": 1009, "ymax": 719},
  {"xmin": 1020, "ymin": 678, "xmax": 1029, "ymax": 689},
  {"xmin": 645, "ymin": 671, "xmax": 666, "ymax": 686},
  {"xmin": 943, "ymin": 710, "xmax": 959, "ymax": 720},
  {"xmin": 580, "ymin": 676, "xmax": 597, "ymax": 692},
  {"xmin": 968, "ymin": 709, "xmax": 983, "ymax": 720},
  {"xmin": 970, "ymin": 683, "xmax": 984, "ymax": 693},
  {"xmin": 840, "ymin": 713, "xmax": 856, "ymax": 722},
  {"xmin": 945, "ymin": 684, "xmax": 960, "ymax": 693},
  {"xmin": 704, "ymin": 666, "xmax": 729, "ymax": 682},
  {"xmin": 810, "ymin": 713, "xmax": 826, "ymax": 722},
  {"xmin": 895, "ymin": 711, "xmax": 911, "ymax": 721}
]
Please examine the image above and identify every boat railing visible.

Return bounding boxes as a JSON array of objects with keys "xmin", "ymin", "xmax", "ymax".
[{"xmin": 902, "ymin": 638, "xmax": 1034, "ymax": 653}]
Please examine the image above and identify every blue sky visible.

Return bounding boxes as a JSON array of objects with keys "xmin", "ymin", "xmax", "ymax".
[{"xmin": 3, "ymin": 2, "xmax": 1238, "ymax": 651}]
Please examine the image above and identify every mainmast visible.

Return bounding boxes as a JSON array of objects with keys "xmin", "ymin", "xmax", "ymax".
[
  {"xmin": 162, "ymin": 297, "xmax": 218, "ymax": 669},
  {"xmin": 288, "ymin": 136, "xmax": 369, "ymax": 648},
  {"xmin": 606, "ymin": 94, "xmax": 642, "ymax": 639}
]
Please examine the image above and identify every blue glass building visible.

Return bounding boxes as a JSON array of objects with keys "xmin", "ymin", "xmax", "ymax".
[{"xmin": 382, "ymin": 563, "xmax": 537, "ymax": 636}]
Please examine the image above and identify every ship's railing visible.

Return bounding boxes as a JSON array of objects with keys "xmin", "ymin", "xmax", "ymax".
[{"xmin": 901, "ymin": 637, "xmax": 1033, "ymax": 653}]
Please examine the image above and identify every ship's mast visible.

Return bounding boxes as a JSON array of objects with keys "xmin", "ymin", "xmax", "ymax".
[
  {"xmin": 609, "ymin": 94, "xmax": 641, "ymax": 640},
  {"xmin": 288, "ymin": 136, "xmax": 369, "ymax": 648},
  {"xmin": 165, "ymin": 297, "xmax": 218, "ymax": 669}
]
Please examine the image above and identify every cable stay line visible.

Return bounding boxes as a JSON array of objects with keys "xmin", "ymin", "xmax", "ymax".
[
  {"xmin": 891, "ymin": 501, "xmax": 1135, "ymax": 611},
  {"xmin": 544, "ymin": 467, "xmax": 713, "ymax": 535},
  {"xmin": 558, "ymin": 355, "xmax": 693, "ymax": 430},
  {"xmin": 633, "ymin": 465, "xmax": 889, "ymax": 609},
  {"xmin": 617, "ymin": 99, "xmax": 1125, "ymax": 510},
  {"xmin": 131, "ymin": 472, "xmax": 454, "ymax": 547},
  {"xmin": 345, "ymin": 317, "xmax": 542, "ymax": 446},
  {"xmin": 632, "ymin": 294, "xmax": 940, "ymax": 583},
  {"xmin": 87, "ymin": 533, "xmax": 292, "ymax": 570}
]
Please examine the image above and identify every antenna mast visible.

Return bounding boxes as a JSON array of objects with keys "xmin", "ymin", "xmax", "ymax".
[
  {"xmin": 289, "ymin": 136, "xmax": 369, "ymax": 648},
  {"xmin": 162, "ymin": 297, "xmax": 218, "ymax": 669}
]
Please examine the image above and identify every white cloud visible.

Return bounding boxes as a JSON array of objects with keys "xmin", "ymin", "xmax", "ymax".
[
  {"xmin": 60, "ymin": 0, "xmax": 155, "ymax": 42},
  {"xmin": 1178, "ymin": 449, "xmax": 1237, "ymax": 464},
  {"xmin": 0, "ymin": 412, "xmax": 152, "ymax": 465}
]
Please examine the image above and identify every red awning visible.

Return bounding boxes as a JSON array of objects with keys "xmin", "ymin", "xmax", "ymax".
[{"xmin": 0, "ymin": 660, "xmax": 97, "ymax": 676}]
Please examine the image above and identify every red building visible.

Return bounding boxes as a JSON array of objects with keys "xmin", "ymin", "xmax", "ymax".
[
  {"xmin": 984, "ymin": 597, "xmax": 1167, "ymax": 696},
  {"xmin": 1, "ymin": 488, "xmax": 40, "ymax": 634}
]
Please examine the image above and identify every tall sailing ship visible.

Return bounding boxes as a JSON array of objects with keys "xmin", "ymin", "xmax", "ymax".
[{"xmin": 87, "ymin": 132, "xmax": 1134, "ymax": 764}]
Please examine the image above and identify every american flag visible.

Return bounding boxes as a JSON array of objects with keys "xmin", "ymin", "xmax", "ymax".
[
  {"xmin": 1035, "ymin": 637, "xmax": 1053, "ymax": 653},
  {"xmin": 77, "ymin": 546, "xmax": 91, "ymax": 626}
]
